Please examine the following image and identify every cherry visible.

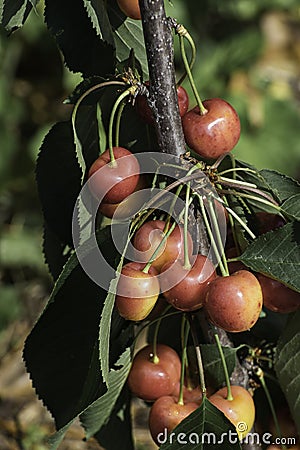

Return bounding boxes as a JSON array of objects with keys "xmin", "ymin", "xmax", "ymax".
[
  {"xmin": 115, "ymin": 262, "xmax": 160, "ymax": 321},
  {"xmin": 99, "ymin": 175, "xmax": 148, "ymax": 219},
  {"xmin": 182, "ymin": 98, "xmax": 241, "ymax": 159},
  {"xmin": 160, "ymin": 254, "xmax": 217, "ymax": 311},
  {"xmin": 116, "ymin": 0, "xmax": 141, "ymax": 20},
  {"xmin": 133, "ymin": 220, "xmax": 193, "ymax": 272},
  {"xmin": 88, "ymin": 147, "xmax": 140, "ymax": 204},
  {"xmin": 172, "ymin": 383, "xmax": 203, "ymax": 405},
  {"xmin": 136, "ymin": 84, "xmax": 189, "ymax": 124},
  {"xmin": 127, "ymin": 344, "xmax": 181, "ymax": 401},
  {"xmin": 204, "ymin": 270, "xmax": 263, "ymax": 332},
  {"xmin": 257, "ymin": 273, "xmax": 300, "ymax": 313},
  {"xmin": 209, "ymin": 385, "xmax": 255, "ymax": 439},
  {"xmin": 149, "ymin": 395, "xmax": 198, "ymax": 445}
]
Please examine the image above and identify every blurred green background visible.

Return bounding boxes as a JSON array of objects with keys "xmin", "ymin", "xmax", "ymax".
[{"xmin": 0, "ymin": 1, "xmax": 300, "ymax": 448}]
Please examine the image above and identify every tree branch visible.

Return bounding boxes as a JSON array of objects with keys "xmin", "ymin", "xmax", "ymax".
[{"xmin": 139, "ymin": 0, "xmax": 186, "ymax": 157}]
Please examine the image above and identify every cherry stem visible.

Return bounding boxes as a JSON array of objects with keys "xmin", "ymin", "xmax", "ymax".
[
  {"xmin": 179, "ymin": 34, "xmax": 207, "ymax": 115},
  {"xmin": 221, "ymin": 195, "xmax": 240, "ymax": 252},
  {"xmin": 207, "ymin": 197, "xmax": 229, "ymax": 277},
  {"xmin": 258, "ymin": 371, "xmax": 286, "ymax": 450},
  {"xmin": 183, "ymin": 182, "xmax": 192, "ymax": 270},
  {"xmin": 189, "ymin": 314, "xmax": 206, "ymax": 397},
  {"xmin": 223, "ymin": 190, "xmax": 282, "ymax": 212},
  {"xmin": 178, "ymin": 315, "xmax": 190, "ymax": 405},
  {"xmin": 151, "ymin": 308, "xmax": 164, "ymax": 364},
  {"xmin": 175, "ymin": 24, "xmax": 196, "ymax": 87},
  {"xmin": 218, "ymin": 167, "xmax": 258, "ymax": 177},
  {"xmin": 115, "ymin": 98, "xmax": 127, "ymax": 147},
  {"xmin": 214, "ymin": 195, "xmax": 257, "ymax": 240},
  {"xmin": 108, "ymin": 88, "xmax": 132, "ymax": 164},
  {"xmin": 197, "ymin": 194, "xmax": 227, "ymax": 277},
  {"xmin": 96, "ymin": 103, "xmax": 107, "ymax": 155},
  {"xmin": 142, "ymin": 221, "xmax": 176, "ymax": 274},
  {"xmin": 214, "ymin": 333, "xmax": 233, "ymax": 401}
]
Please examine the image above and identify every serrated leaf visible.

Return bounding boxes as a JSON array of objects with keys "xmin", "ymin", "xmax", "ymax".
[
  {"xmin": 23, "ymin": 227, "xmax": 119, "ymax": 428},
  {"xmin": 201, "ymin": 344, "xmax": 237, "ymax": 388},
  {"xmin": 239, "ymin": 222, "xmax": 300, "ymax": 292},
  {"xmin": 281, "ymin": 194, "xmax": 300, "ymax": 221},
  {"xmin": 80, "ymin": 346, "xmax": 132, "ymax": 438},
  {"xmin": 275, "ymin": 310, "xmax": 300, "ymax": 435},
  {"xmin": 259, "ymin": 169, "xmax": 300, "ymax": 202},
  {"xmin": 43, "ymin": 222, "xmax": 70, "ymax": 281},
  {"xmin": 83, "ymin": 0, "xmax": 114, "ymax": 46},
  {"xmin": 99, "ymin": 233, "xmax": 130, "ymax": 386},
  {"xmin": 160, "ymin": 396, "xmax": 242, "ymax": 450},
  {"xmin": 45, "ymin": 0, "xmax": 115, "ymax": 76},
  {"xmin": 48, "ymin": 418, "xmax": 77, "ymax": 450},
  {"xmin": 108, "ymin": 4, "xmax": 148, "ymax": 79},
  {"xmin": 1, "ymin": 0, "xmax": 32, "ymax": 32}
]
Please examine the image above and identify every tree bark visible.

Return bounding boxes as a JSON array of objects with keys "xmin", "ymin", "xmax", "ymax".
[{"xmin": 139, "ymin": 0, "xmax": 186, "ymax": 157}]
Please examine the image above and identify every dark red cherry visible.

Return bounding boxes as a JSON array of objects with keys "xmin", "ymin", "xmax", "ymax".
[{"xmin": 257, "ymin": 273, "xmax": 300, "ymax": 313}]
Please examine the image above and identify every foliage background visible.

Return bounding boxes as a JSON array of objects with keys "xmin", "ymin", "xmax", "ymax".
[{"xmin": 0, "ymin": 0, "xmax": 300, "ymax": 448}]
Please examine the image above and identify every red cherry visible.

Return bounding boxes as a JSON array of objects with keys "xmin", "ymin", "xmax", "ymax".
[
  {"xmin": 172, "ymin": 383, "xmax": 203, "ymax": 405},
  {"xmin": 204, "ymin": 270, "xmax": 263, "ymax": 332},
  {"xmin": 133, "ymin": 220, "xmax": 193, "ymax": 272},
  {"xmin": 257, "ymin": 273, "xmax": 300, "ymax": 313},
  {"xmin": 149, "ymin": 395, "xmax": 198, "ymax": 445},
  {"xmin": 160, "ymin": 254, "xmax": 217, "ymax": 311},
  {"xmin": 88, "ymin": 147, "xmax": 140, "ymax": 204},
  {"xmin": 182, "ymin": 98, "xmax": 241, "ymax": 159},
  {"xmin": 116, "ymin": 0, "xmax": 141, "ymax": 20},
  {"xmin": 209, "ymin": 385, "xmax": 255, "ymax": 439},
  {"xmin": 127, "ymin": 344, "xmax": 181, "ymax": 401},
  {"xmin": 115, "ymin": 262, "xmax": 160, "ymax": 321},
  {"xmin": 136, "ymin": 84, "xmax": 189, "ymax": 124}
]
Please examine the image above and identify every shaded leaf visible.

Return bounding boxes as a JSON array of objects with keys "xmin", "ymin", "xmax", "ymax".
[
  {"xmin": 80, "ymin": 347, "xmax": 132, "ymax": 438},
  {"xmin": 275, "ymin": 310, "xmax": 300, "ymax": 435},
  {"xmin": 43, "ymin": 222, "xmax": 70, "ymax": 281},
  {"xmin": 83, "ymin": 0, "xmax": 114, "ymax": 46},
  {"xmin": 259, "ymin": 169, "xmax": 300, "ymax": 202},
  {"xmin": 201, "ymin": 344, "xmax": 237, "ymax": 389},
  {"xmin": 0, "ymin": 0, "xmax": 32, "ymax": 32},
  {"xmin": 45, "ymin": 0, "xmax": 115, "ymax": 76},
  {"xmin": 239, "ymin": 222, "xmax": 300, "ymax": 292},
  {"xmin": 281, "ymin": 194, "xmax": 300, "ymax": 221},
  {"xmin": 160, "ymin": 396, "xmax": 242, "ymax": 450}
]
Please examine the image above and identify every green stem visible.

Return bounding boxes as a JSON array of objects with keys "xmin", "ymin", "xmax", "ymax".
[
  {"xmin": 151, "ymin": 311, "xmax": 162, "ymax": 364},
  {"xmin": 189, "ymin": 314, "xmax": 206, "ymax": 397},
  {"xmin": 259, "ymin": 372, "xmax": 286, "ymax": 450},
  {"xmin": 215, "ymin": 196, "xmax": 256, "ymax": 240},
  {"xmin": 221, "ymin": 195, "xmax": 240, "ymax": 252},
  {"xmin": 178, "ymin": 316, "xmax": 190, "ymax": 405},
  {"xmin": 142, "ymin": 221, "xmax": 177, "ymax": 274},
  {"xmin": 115, "ymin": 99, "xmax": 127, "ymax": 147},
  {"xmin": 183, "ymin": 182, "xmax": 191, "ymax": 270},
  {"xmin": 218, "ymin": 167, "xmax": 258, "ymax": 177},
  {"xmin": 197, "ymin": 194, "xmax": 226, "ymax": 277},
  {"xmin": 108, "ymin": 88, "xmax": 132, "ymax": 164},
  {"xmin": 207, "ymin": 197, "xmax": 229, "ymax": 277},
  {"xmin": 214, "ymin": 333, "xmax": 233, "ymax": 401},
  {"xmin": 176, "ymin": 27, "xmax": 197, "ymax": 87},
  {"xmin": 179, "ymin": 34, "xmax": 207, "ymax": 115}
]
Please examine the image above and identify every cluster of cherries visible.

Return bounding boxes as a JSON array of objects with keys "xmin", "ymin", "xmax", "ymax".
[
  {"xmin": 85, "ymin": 1, "xmax": 300, "ymax": 445},
  {"xmin": 127, "ymin": 343, "xmax": 255, "ymax": 444}
]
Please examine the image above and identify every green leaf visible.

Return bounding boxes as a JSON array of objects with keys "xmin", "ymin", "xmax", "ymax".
[
  {"xmin": 201, "ymin": 345, "xmax": 237, "ymax": 389},
  {"xmin": 108, "ymin": 4, "xmax": 148, "ymax": 79},
  {"xmin": 80, "ymin": 347, "xmax": 132, "ymax": 438},
  {"xmin": 23, "ymin": 227, "xmax": 119, "ymax": 429},
  {"xmin": 281, "ymin": 194, "xmax": 300, "ymax": 221},
  {"xmin": 275, "ymin": 310, "xmax": 300, "ymax": 435},
  {"xmin": 99, "ymin": 233, "xmax": 130, "ymax": 386},
  {"xmin": 239, "ymin": 222, "xmax": 300, "ymax": 292},
  {"xmin": 43, "ymin": 223, "xmax": 70, "ymax": 281},
  {"xmin": 160, "ymin": 396, "xmax": 242, "ymax": 450},
  {"xmin": 259, "ymin": 169, "xmax": 300, "ymax": 202},
  {"xmin": 48, "ymin": 418, "xmax": 77, "ymax": 450},
  {"xmin": 45, "ymin": 0, "xmax": 115, "ymax": 76},
  {"xmin": 82, "ymin": 0, "xmax": 114, "ymax": 46},
  {"xmin": 0, "ymin": 0, "xmax": 32, "ymax": 32}
]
